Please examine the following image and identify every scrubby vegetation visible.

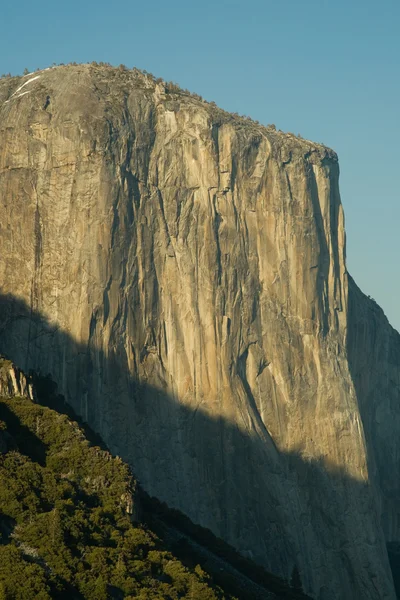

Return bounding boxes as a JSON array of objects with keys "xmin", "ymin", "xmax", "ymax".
[{"xmin": 0, "ymin": 392, "xmax": 234, "ymax": 599}]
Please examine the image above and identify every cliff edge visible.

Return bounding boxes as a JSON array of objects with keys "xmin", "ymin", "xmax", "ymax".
[{"xmin": 0, "ymin": 63, "xmax": 398, "ymax": 599}]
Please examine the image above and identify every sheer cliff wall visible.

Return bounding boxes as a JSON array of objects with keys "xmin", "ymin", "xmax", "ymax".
[{"xmin": 0, "ymin": 64, "xmax": 398, "ymax": 599}]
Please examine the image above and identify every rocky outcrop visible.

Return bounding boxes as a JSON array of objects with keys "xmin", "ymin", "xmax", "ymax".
[
  {"xmin": 0, "ymin": 358, "xmax": 35, "ymax": 400},
  {"xmin": 0, "ymin": 64, "xmax": 398, "ymax": 599}
]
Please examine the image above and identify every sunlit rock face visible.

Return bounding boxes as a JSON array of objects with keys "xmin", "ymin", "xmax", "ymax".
[{"xmin": 0, "ymin": 64, "xmax": 397, "ymax": 599}]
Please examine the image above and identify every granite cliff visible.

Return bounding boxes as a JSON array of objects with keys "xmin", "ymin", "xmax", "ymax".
[{"xmin": 0, "ymin": 63, "xmax": 399, "ymax": 599}]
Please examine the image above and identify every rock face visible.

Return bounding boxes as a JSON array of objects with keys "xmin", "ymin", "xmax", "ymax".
[
  {"xmin": 0, "ymin": 358, "xmax": 35, "ymax": 401},
  {"xmin": 0, "ymin": 64, "xmax": 398, "ymax": 599}
]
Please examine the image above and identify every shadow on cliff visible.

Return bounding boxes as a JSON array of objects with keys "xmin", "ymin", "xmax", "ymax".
[
  {"xmin": 0, "ymin": 291, "xmax": 396, "ymax": 599},
  {"xmin": 347, "ymin": 275, "xmax": 400, "ymax": 484},
  {"xmin": 347, "ymin": 275, "xmax": 400, "ymax": 598}
]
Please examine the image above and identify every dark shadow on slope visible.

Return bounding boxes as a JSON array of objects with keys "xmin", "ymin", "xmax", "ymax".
[
  {"xmin": 140, "ymin": 491, "xmax": 312, "ymax": 600},
  {"xmin": 0, "ymin": 402, "xmax": 47, "ymax": 465},
  {"xmin": 0, "ymin": 291, "xmax": 396, "ymax": 599},
  {"xmin": 0, "ymin": 513, "xmax": 16, "ymax": 544},
  {"xmin": 388, "ymin": 543, "xmax": 400, "ymax": 599}
]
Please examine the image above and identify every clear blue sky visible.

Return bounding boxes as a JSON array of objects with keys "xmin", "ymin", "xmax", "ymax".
[{"xmin": 2, "ymin": 0, "xmax": 399, "ymax": 329}]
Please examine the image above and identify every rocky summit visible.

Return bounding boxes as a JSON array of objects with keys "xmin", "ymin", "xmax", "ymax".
[{"xmin": 0, "ymin": 63, "xmax": 399, "ymax": 599}]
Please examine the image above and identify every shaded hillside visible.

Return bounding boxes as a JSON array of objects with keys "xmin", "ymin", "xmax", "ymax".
[
  {"xmin": 0, "ymin": 365, "xmax": 232, "ymax": 599},
  {"xmin": 0, "ymin": 358, "xmax": 312, "ymax": 599}
]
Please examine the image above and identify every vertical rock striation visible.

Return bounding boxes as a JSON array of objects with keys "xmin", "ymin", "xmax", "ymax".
[{"xmin": 0, "ymin": 64, "xmax": 398, "ymax": 599}]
